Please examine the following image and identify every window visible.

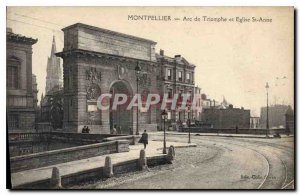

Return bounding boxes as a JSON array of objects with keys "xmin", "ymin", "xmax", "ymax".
[
  {"xmin": 178, "ymin": 71, "xmax": 183, "ymax": 81},
  {"xmin": 186, "ymin": 73, "xmax": 191, "ymax": 83},
  {"xmin": 167, "ymin": 112, "xmax": 171, "ymax": 120},
  {"xmin": 179, "ymin": 90, "xmax": 183, "ymax": 101},
  {"xmin": 8, "ymin": 114, "xmax": 19, "ymax": 129},
  {"xmin": 167, "ymin": 69, "xmax": 172, "ymax": 80},
  {"xmin": 7, "ymin": 57, "xmax": 20, "ymax": 89},
  {"xmin": 168, "ymin": 88, "xmax": 173, "ymax": 98}
]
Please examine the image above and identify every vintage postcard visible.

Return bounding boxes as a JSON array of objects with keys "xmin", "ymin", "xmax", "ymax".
[{"xmin": 6, "ymin": 6, "xmax": 294, "ymax": 190}]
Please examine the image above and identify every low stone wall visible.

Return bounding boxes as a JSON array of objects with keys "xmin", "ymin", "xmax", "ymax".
[
  {"xmin": 36, "ymin": 122, "xmax": 53, "ymax": 132},
  {"xmin": 8, "ymin": 132, "xmax": 129, "ymax": 157},
  {"xmin": 14, "ymin": 155, "xmax": 170, "ymax": 189},
  {"xmin": 10, "ymin": 140, "xmax": 130, "ymax": 173},
  {"xmin": 180, "ymin": 127, "xmax": 288, "ymax": 135},
  {"xmin": 8, "ymin": 132, "xmax": 127, "ymax": 144},
  {"xmin": 49, "ymin": 132, "xmax": 127, "ymax": 144},
  {"xmin": 103, "ymin": 135, "xmax": 141, "ymax": 145}
]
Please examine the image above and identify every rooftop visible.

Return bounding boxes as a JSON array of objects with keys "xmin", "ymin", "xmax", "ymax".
[
  {"xmin": 7, "ymin": 28, "xmax": 38, "ymax": 45},
  {"xmin": 62, "ymin": 23, "xmax": 157, "ymax": 44}
]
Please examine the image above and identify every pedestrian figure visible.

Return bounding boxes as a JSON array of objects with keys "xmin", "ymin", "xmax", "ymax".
[
  {"xmin": 139, "ymin": 130, "xmax": 148, "ymax": 149},
  {"xmin": 86, "ymin": 126, "xmax": 90, "ymax": 134},
  {"xmin": 111, "ymin": 125, "xmax": 117, "ymax": 135},
  {"xmin": 82, "ymin": 126, "xmax": 87, "ymax": 133}
]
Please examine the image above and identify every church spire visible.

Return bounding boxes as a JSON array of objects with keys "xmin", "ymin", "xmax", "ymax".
[
  {"xmin": 51, "ymin": 36, "xmax": 56, "ymax": 56},
  {"xmin": 45, "ymin": 35, "xmax": 62, "ymax": 94}
]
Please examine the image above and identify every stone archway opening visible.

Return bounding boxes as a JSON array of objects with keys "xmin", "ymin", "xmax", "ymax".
[{"xmin": 109, "ymin": 80, "xmax": 133, "ymax": 135}]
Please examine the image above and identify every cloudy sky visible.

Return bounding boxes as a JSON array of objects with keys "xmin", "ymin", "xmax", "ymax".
[{"xmin": 7, "ymin": 7, "xmax": 294, "ymax": 116}]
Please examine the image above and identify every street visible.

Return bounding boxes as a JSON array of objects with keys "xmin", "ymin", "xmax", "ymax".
[{"xmin": 74, "ymin": 133, "xmax": 294, "ymax": 190}]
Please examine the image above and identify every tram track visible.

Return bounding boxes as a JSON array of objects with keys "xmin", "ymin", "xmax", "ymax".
[{"xmin": 198, "ymin": 136, "xmax": 293, "ymax": 189}]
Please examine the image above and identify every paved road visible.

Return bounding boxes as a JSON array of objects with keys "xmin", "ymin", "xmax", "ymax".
[{"xmin": 73, "ymin": 134, "xmax": 294, "ymax": 190}]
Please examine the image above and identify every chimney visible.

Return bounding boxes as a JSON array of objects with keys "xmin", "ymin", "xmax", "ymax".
[
  {"xmin": 160, "ymin": 49, "xmax": 164, "ymax": 56},
  {"xmin": 175, "ymin": 55, "xmax": 181, "ymax": 61}
]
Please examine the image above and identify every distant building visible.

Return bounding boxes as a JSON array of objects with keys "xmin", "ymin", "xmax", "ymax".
[
  {"xmin": 40, "ymin": 36, "xmax": 64, "ymax": 129},
  {"xmin": 250, "ymin": 117, "xmax": 260, "ymax": 129},
  {"xmin": 199, "ymin": 94, "xmax": 227, "ymax": 121},
  {"xmin": 260, "ymin": 104, "xmax": 292, "ymax": 129},
  {"xmin": 40, "ymin": 88, "xmax": 64, "ymax": 129},
  {"xmin": 45, "ymin": 36, "xmax": 62, "ymax": 94},
  {"xmin": 285, "ymin": 105, "xmax": 294, "ymax": 134},
  {"xmin": 202, "ymin": 104, "xmax": 250, "ymax": 129},
  {"xmin": 6, "ymin": 28, "xmax": 38, "ymax": 132}
]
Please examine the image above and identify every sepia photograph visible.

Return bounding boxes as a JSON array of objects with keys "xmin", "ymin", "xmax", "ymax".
[{"xmin": 6, "ymin": 6, "xmax": 295, "ymax": 190}]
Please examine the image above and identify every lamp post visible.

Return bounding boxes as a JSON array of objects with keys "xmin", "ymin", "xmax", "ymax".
[
  {"xmin": 265, "ymin": 82, "xmax": 269, "ymax": 137},
  {"xmin": 161, "ymin": 110, "xmax": 168, "ymax": 154},
  {"xmin": 134, "ymin": 62, "xmax": 141, "ymax": 135}
]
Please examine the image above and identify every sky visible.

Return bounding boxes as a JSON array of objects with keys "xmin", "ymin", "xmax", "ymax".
[{"xmin": 6, "ymin": 7, "xmax": 294, "ymax": 116}]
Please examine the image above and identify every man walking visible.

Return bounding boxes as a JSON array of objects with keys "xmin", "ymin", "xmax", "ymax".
[{"xmin": 139, "ymin": 130, "xmax": 148, "ymax": 149}]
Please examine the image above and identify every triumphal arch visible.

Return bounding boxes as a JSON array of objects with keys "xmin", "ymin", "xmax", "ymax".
[{"xmin": 57, "ymin": 23, "xmax": 158, "ymax": 134}]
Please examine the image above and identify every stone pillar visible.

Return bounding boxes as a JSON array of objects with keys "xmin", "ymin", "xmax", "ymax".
[
  {"xmin": 138, "ymin": 149, "xmax": 147, "ymax": 170},
  {"xmin": 50, "ymin": 167, "xmax": 62, "ymax": 189},
  {"xmin": 103, "ymin": 156, "xmax": 114, "ymax": 178},
  {"xmin": 166, "ymin": 145, "xmax": 175, "ymax": 163}
]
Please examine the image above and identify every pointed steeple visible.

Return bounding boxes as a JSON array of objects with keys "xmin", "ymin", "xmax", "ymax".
[
  {"xmin": 51, "ymin": 36, "xmax": 56, "ymax": 56},
  {"xmin": 45, "ymin": 35, "xmax": 62, "ymax": 94}
]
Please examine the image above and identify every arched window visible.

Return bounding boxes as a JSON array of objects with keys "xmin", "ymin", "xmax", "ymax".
[{"xmin": 7, "ymin": 57, "xmax": 21, "ymax": 89}]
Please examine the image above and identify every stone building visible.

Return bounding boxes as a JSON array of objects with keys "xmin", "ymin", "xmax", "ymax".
[
  {"xmin": 202, "ymin": 104, "xmax": 250, "ymax": 129},
  {"xmin": 285, "ymin": 105, "xmax": 294, "ymax": 134},
  {"xmin": 6, "ymin": 28, "xmax": 38, "ymax": 132},
  {"xmin": 56, "ymin": 23, "xmax": 158, "ymax": 134},
  {"xmin": 40, "ymin": 37, "xmax": 64, "ymax": 129},
  {"xmin": 40, "ymin": 87, "xmax": 64, "ymax": 129},
  {"xmin": 260, "ymin": 104, "xmax": 291, "ymax": 129},
  {"xmin": 156, "ymin": 50, "xmax": 196, "ymax": 128},
  {"xmin": 45, "ymin": 36, "xmax": 62, "ymax": 94}
]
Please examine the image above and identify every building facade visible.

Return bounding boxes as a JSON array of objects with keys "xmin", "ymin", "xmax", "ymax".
[
  {"xmin": 56, "ymin": 23, "xmax": 159, "ymax": 134},
  {"xmin": 156, "ymin": 50, "xmax": 197, "ymax": 128},
  {"xmin": 260, "ymin": 104, "xmax": 292, "ymax": 129},
  {"xmin": 202, "ymin": 104, "xmax": 250, "ymax": 129},
  {"xmin": 6, "ymin": 28, "xmax": 38, "ymax": 132}
]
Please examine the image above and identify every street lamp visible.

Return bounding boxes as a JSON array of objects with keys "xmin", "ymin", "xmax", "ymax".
[
  {"xmin": 161, "ymin": 109, "xmax": 168, "ymax": 154},
  {"xmin": 135, "ymin": 62, "xmax": 141, "ymax": 135},
  {"xmin": 265, "ymin": 82, "xmax": 269, "ymax": 137}
]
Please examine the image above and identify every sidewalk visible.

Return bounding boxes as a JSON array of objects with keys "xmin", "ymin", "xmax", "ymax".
[{"xmin": 11, "ymin": 140, "xmax": 196, "ymax": 188}]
